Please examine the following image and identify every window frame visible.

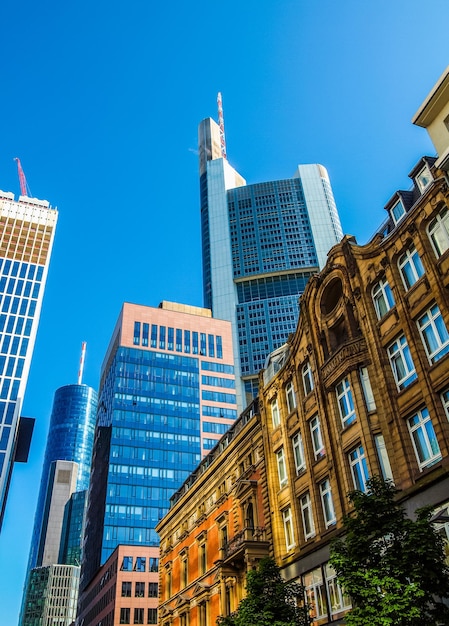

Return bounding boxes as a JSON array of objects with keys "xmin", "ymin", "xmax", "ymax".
[
  {"xmin": 387, "ymin": 334, "xmax": 417, "ymax": 390},
  {"xmin": 391, "ymin": 199, "xmax": 406, "ymax": 224},
  {"xmin": 428, "ymin": 208, "xmax": 449, "ymax": 258},
  {"xmin": 407, "ymin": 407, "xmax": 442, "ymax": 470},
  {"xmin": 309, "ymin": 415, "xmax": 325, "ymax": 459},
  {"xmin": 348, "ymin": 445, "xmax": 369, "ymax": 492},
  {"xmin": 372, "ymin": 277, "xmax": 395, "ymax": 319},
  {"xmin": 271, "ymin": 398, "xmax": 280, "ymax": 428},
  {"xmin": 276, "ymin": 447, "xmax": 288, "ymax": 488},
  {"xmin": 441, "ymin": 389, "xmax": 449, "ymax": 421},
  {"xmin": 300, "ymin": 492, "xmax": 316, "ymax": 540},
  {"xmin": 285, "ymin": 380, "xmax": 296, "ymax": 413},
  {"xmin": 282, "ymin": 506, "xmax": 296, "ymax": 551},
  {"xmin": 292, "ymin": 431, "xmax": 306, "ymax": 475},
  {"xmin": 417, "ymin": 303, "xmax": 449, "ymax": 364},
  {"xmin": 303, "ymin": 567, "xmax": 327, "ymax": 621},
  {"xmin": 319, "ymin": 478, "xmax": 336, "ymax": 527},
  {"xmin": 302, "ymin": 361, "xmax": 314, "ymax": 396},
  {"xmin": 335, "ymin": 377, "xmax": 356, "ymax": 427},
  {"xmin": 398, "ymin": 246, "xmax": 425, "ymax": 290}
]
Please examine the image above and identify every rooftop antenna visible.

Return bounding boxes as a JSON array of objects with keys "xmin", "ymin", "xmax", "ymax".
[
  {"xmin": 217, "ymin": 92, "xmax": 227, "ymax": 160},
  {"xmin": 78, "ymin": 341, "xmax": 87, "ymax": 385},
  {"xmin": 13, "ymin": 157, "xmax": 32, "ymax": 197}
]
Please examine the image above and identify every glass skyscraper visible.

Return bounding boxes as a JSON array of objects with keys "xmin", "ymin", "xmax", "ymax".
[
  {"xmin": 199, "ymin": 117, "xmax": 343, "ymax": 407},
  {"xmin": 20, "ymin": 383, "xmax": 97, "ymax": 626},
  {"xmin": 80, "ymin": 301, "xmax": 237, "ymax": 590},
  {"xmin": 0, "ymin": 189, "xmax": 58, "ymax": 530}
]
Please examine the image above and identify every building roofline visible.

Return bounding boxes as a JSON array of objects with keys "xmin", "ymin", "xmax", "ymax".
[{"xmin": 412, "ymin": 65, "xmax": 449, "ymax": 127}]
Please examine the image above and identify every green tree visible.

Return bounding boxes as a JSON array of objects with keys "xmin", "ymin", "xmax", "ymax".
[
  {"xmin": 330, "ymin": 476, "xmax": 449, "ymax": 625},
  {"xmin": 217, "ymin": 557, "xmax": 311, "ymax": 626}
]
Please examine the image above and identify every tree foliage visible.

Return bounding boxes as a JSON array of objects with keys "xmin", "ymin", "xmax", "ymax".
[
  {"xmin": 330, "ymin": 476, "xmax": 449, "ymax": 626},
  {"xmin": 217, "ymin": 557, "xmax": 311, "ymax": 626}
]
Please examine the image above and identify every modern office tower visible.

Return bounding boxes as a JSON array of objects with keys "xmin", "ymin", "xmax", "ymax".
[
  {"xmin": 20, "ymin": 381, "xmax": 98, "ymax": 626},
  {"xmin": 78, "ymin": 301, "xmax": 237, "ymax": 623},
  {"xmin": 0, "ymin": 190, "xmax": 58, "ymax": 530},
  {"xmin": 199, "ymin": 116, "xmax": 343, "ymax": 407}
]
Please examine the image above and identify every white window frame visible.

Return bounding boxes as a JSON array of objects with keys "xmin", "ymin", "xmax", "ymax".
[
  {"xmin": 276, "ymin": 447, "xmax": 288, "ymax": 488},
  {"xmin": 325, "ymin": 563, "xmax": 352, "ymax": 615},
  {"xmin": 398, "ymin": 246, "xmax": 425, "ymax": 290},
  {"xmin": 310, "ymin": 415, "xmax": 325, "ymax": 459},
  {"xmin": 417, "ymin": 303, "xmax": 449, "ymax": 364},
  {"xmin": 348, "ymin": 445, "xmax": 369, "ymax": 492},
  {"xmin": 372, "ymin": 277, "xmax": 395, "ymax": 319},
  {"xmin": 302, "ymin": 361, "xmax": 314, "ymax": 395},
  {"xmin": 441, "ymin": 389, "xmax": 449, "ymax": 421},
  {"xmin": 359, "ymin": 366, "xmax": 376, "ymax": 411},
  {"xmin": 387, "ymin": 334, "xmax": 417, "ymax": 390},
  {"xmin": 282, "ymin": 506, "xmax": 295, "ymax": 551},
  {"xmin": 336, "ymin": 377, "xmax": 356, "ymax": 427},
  {"xmin": 292, "ymin": 431, "xmax": 306, "ymax": 474},
  {"xmin": 374, "ymin": 434, "xmax": 394, "ymax": 483},
  {"xmin": 319, "ymin": 479, "xmax": 336, "ymax": 527},
  {"xmin": 415, "ymin": 166, "xmax": 432, "ymax": 192},
  {"xmin": 408, "ymin": 407, "xmax": 442, "ymax": 470},
  {"xmin": 285, "ymin": 380, "xmax": 296, "ymax": 413},
  {"xmin": 271, "ymin": 398, "xmax": 280, "ymax": 428},
  {"xmin": 303, "ymin": 567, "xmax": 326, "ymax": 620},
  {"xmin": 300, "ymin": 492, "xmax": 315, "ymax": 540},
  {"xmin": 391, "ymin": 199, "xmax": 405, "ymax": 224},
  {"xmin": 428, "ymin": 208, "xmax": 449, "ymax": 258}
]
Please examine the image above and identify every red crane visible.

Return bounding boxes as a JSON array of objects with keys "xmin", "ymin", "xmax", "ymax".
[{"xmin": 14, "ymin": 157, "xmax": 31, "ymax": 197}]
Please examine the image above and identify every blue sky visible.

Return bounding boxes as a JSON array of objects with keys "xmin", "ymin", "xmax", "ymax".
[{"xmin": 1, "ymin": 0, "xmax": 448, "ymax": 622}]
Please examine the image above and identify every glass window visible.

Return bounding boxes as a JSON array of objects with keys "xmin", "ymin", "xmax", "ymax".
[
  {"xmin": 416, "ymin": 166, "xmax": 432, "ymax": 192},
  {"xmin": 335, "ymin": 377, "xmax": 356, "ymax": 427},
  {"xmin": 292, "ymin": 431, "xmax": 306, "ymax": 474},
  {"xmin": 302, "ymin": 361, "xmax": 314, "ymax": 395},
  {"xmin": 216, "ymin": 335, "xmax": 223, "ymax": 359},
  {"xmin": 167, "ymin": 327, "xmax": 174, "ymax": 351},
  {"xmin": 148, "ymin": 609, "xmax": 158, "ymax": 625},
  {"xmin": 181, "ymin": 556, "xmax": 188, "ymax": 587},
  {"xmin": 372, "ymin": 277, "xmax": 395, "ymax": 319},
  {"xmin": 198, "ymin": 542, "xmax": 207, "ymax": 575},
  {"xmin": 176, "ymin": 328, "xmax": 182, "ymax": 352},
  {"xmin": 304, "ymin": 567, "xmax": 326, "ymax": 620},
  {"xmin": 387, "ymin": 335, "xmax": 417, "ymax": 390},
  {"xmin": 428, "ymin": 208, "xmax": 449, "ymax": 258},
  {"xmin": 208, "ymin": 334, "xmax": 215, "ymax": 357},
  {"xmin": 151, "ymin": 324, "xmax": 157, "ymax": 348},
  {"xmin": 121, "ymin": 581, "xmax": 132, "ymax": 597},
  {"xmin": 159, "ymin": 326, "xmax": 166, "ymax": 350},
  {"xmin": 398, "ymin": 246, "xmax": 424, "ymax": 290},
  {"xmin": 417, "ymin": 303, "xmax": 449, "ymax": 363},
  {"xmin": 408, "ymin": 407, "xmax": 441, "ymax": 470},
  {"xmin": 320, "ymin": 478, "xmax": 336, "ymax": 527},
  {"xmin": 391, "ymin": 199, "xmax": 405, "ymax": 224},
  {"xmin": 192, "ymin": 331, "xmax": 199, "ymax": 355},
  {"xmin": 142, "ymin": 323, "xmax": 149, "ymax": 347},
  {"xmin": 285, "ymin": 380, "xmax": 296, "ymax": 413},
  {"xmin": 349, "ymin": 446, "xmax": 369, "ymax": 492},
  {"xmin": 441, "ymin": 389, "xmax": 449, "ymax": 421},
  {"xmin": 133, "ymin": 322, "xmax": 141, "ymax": 346},
  {"xmin": 276, "ymin": 447, "xmax": 288, "ymax": 488},
  {"xmin": 135, "ymin": 581, "xmax": 145, "ymax": 597},
  {"xmin": 134, "ymin": 556, "xmax": 146, "ymax": 572},
  {"xmin": 325, "ymin": 563, "xmax": 351, "ymax": 615},
  {"xmin": 282, "ymin": 506, "xmax": 295, "ymax": 550},
  {"xmin": 310, "ymin": 415, "xmax": 325, "ymax": 459},
  {"xmin": 300, "ymin": 492, "xmax": 315, "ymax": 539},
  {"xmin": 200, "ymin": 333, "xmax": 207, "ymax": 356},
  {"xmin": 359, "ymin": 366, "xmax": 376, "ymax": 411},
  {"xmin": 134, "ymin": 608, "xmax": 144, "ymax": 624},
  {"xmin": 271, "ymin": 398, "xmax": 280, "ymax": 428},
  {"xmin": 121, "ymin": 556, "xmax": 133, "ymax": 571},
  {"xmin": 374, "ymin": 434, "xmax": 394, "ymax": 482},
  {"xmin": 148, "ymin": 582, "xmax": 158, "ymax": 597},
  {"xmin": 120, "ymin": 608, "xmax": 130, "ymax": 624}
]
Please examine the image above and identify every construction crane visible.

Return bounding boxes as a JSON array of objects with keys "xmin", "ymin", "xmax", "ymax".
[
  {"xmin": 14, "ymin": 157, "xmax": 31, "ymax": 197},
  {"xmin": 217, "ymin": 92, "xmax": 227, "ymax": 160}
]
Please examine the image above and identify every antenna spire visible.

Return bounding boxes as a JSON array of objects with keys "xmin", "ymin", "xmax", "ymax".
[
  {"xmin": 217, "ymin": 92, "xmax": 227, "ymax": 160},
  {"xmin": 78, "ymin": 341, "xmax": 87, "ymax": 385}
]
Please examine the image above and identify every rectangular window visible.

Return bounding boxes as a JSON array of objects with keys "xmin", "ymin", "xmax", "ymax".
[
  {"xmin": 159, "ymin": 326, "xmax": 166, "ymax": 350},
  {"xmin": 302, "ymin": 361, "xmax": 314, "ymax": 395},
  {"xmin": 120, "ymin": 608, "xmax": 130, "ymax": 624},
  {"xmin": 372, "ymin": 277, "xmax": 395, "ymax": 319},
  {"xmin": 121, "ymin": 581, "xmax": 132, "ymax": 597},
  {"xmin": 121, "ymin": 556, "xmax": 133, "ymax": 571},
  {"xmin": 391, "ymin": 199, "xmax": 405, "ymax": 224},
  {"xmin": 142, "ymin": 323, "xmax": 149, "ymax": 347},
  {"xmin": 408, "ymin": 407, "xmax": 441, "ymax": 470},
  {"xmin": 271, "ymin": 398, "xmax": 280, "ymax": 428},
  {"xmin": 135, "ymin": 581, "xmax": 145, "ymax": 597},
  {"xmin": 428, "ymin": 208, "xmax": 449, "ymax": 258},
  {"xmin": 184, "ymin": 330, "xmax": 191, "ymax": 353},
  {"xmin": 176, "ymin": 328, "xmax": 183, "ymax": 352},
  {"xmin": 133, "ymin": 322, "xmax": 141, "ymax": 346},
  {"xmin": 310, "ymin": 415, "xmax": 325, "ymax": 459},
  {"xmin": 199, "ymin": 543, "xmax": 207, "ymax": 575},
  {"xmin": 192, "ymin": 331, "xmax": 199, "ymax": 355},
  {"xmin": 285, "ymin": 381, "xmax": 296, "ymax": 413},
  {"xmin": 325, "ymin": 563, "xmax": 351, "ymax": 615},
  {"xmin": 181, "ymin": 557, "xmax": 188, "ymax": 587},
  {"xmin": 199, "ymin": 601, "xmax": 207, "ymax": 626},
  {"xmin": 216, "ymin": 335, "xmax": 223, "ymax": 359},
  {"xmin": 441, "ymin": 389, "xmax": 449, "ymax": 421},
  {"xmin": 134, "ymin": 556, "xmax": 146, "ymax": 572},
  {"xmin": 151, "ymin": 324, "xmax": 157, "ymax": 348},
  {"xmin": 388, "ymin": 335, "xmax": 417, "ymax": 390},
  {"xmin": 359, "ymin": 366, "xmax": 376, "ymax": 411},
  {"xmin": 398, "ymin": 246, "xmax": 425, "ymax": 289},
  {"xmin": 134, "ymin": 608, "xmax": 144, "ymax": 624},
  {"xmin": 300, "ymin": 492, "xmax": 315, "ymax": 539},
  {"xmin": 349, "ymin": 446, "xmax": 369, "ymax": 492},
  {"xmin": 304, "ymin": 567, "xmax": 326, "ymax": 620},
  {"xmin": 292, "ymin": 431, "xmax": 306, "ymax": 474},
  {"xmin": 167, "ymin": 327, "xmax": 174, "ymax": 351},
  {"xmin": 336, "ymin": 377, "xmax": 356, "ymax": 427},
  {"xmin": 200, "ymin": 333, "xmax": 207, "ymax": 356},
  {"xmin": 417, "ymin": 303, "xmax": 449, "ymax": 363},
  {"xmin": 148, "ymin": 582, "xmax": 158, "ymax": 597},
  {"xmin": 282, "ymin": 506, "xmax": 295, "ymax": 550},
  {"xmin": 148, "ymin": 609, "xmax": 158, "ymax": 625},
  {"xmin": 276, "ymin": 447, "xmax": 288, "ymax": 488},
  {"xmin": 149, "ymin": 557, "xmax": 159, "ymax": 572},
  {"xmin": 208, "ymin": 334, "xmax": 215, "ymax": 357},
  {"xmin": 374, "ymin": 434, "xmax": 394, "ymax": 482},
  {"xmin": 320, "ymin": 479, "xmax": 336, "ymax": 527}
]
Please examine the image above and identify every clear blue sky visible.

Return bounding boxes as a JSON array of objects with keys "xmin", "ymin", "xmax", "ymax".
[{"xmin": 1, "ymin": 0, "xmax": 448, "ymax": 622}]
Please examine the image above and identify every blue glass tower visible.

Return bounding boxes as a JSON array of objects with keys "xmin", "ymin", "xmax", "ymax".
[
  {"xmin": 80, "ymin": 301, "xmax": 237, "ymax": 590},
  {"xmin": 0, "ymin": 190, "xmax": 58, "ymax": 530},
  {"xmin": 199, "ymin": 117, "xmax": 343, "ymax": 406}
]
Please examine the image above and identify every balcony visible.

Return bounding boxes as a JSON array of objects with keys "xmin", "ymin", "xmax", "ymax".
[{"xmin": 219, "ymin": 527, "xmax": 270, "ymax": 570}]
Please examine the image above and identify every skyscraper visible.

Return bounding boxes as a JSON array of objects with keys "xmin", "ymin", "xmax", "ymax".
[
  {"xmin": 79, "ymin": 301, "xmax": 237, "ymax": 597},
  {"xmin": 20, "ymin": 381, "xmax": 98, "ymax": 626},
  {"xmin": 0, "ymin": 189, "xmax": 58, "ymax": 530},
  {"xmin": 199, "ymin": 117, "xmax": 343, "ymax": 407}
]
